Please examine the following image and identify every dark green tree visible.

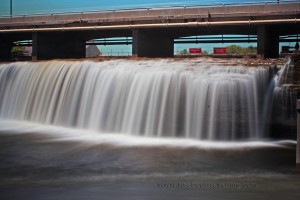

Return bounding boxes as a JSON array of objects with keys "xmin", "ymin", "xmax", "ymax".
[
  {"xmin": 11, "ymin": 46, "xmax": 25, "ymax": 55},
  {"xmin": 226, "ymin": 45, "xmax": 257, "ymax": 55}
]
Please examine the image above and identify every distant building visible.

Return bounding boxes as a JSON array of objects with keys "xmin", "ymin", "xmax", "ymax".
[{"xmin": 86, "ymin": 45, "xmax": 102, "ymax": 57}]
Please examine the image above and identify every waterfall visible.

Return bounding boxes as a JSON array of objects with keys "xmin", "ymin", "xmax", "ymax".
[
  {"xmin": 0, "ymin": 59, "xmax": 273, "ymax": 140},
  {"xmin": 272, "ymin": 58, "xmax": 298, "ymax": 134}
]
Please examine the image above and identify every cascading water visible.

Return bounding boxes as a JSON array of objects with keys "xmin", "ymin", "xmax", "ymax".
[
  {"xmin": 272, "ymin": 57, "xmax": 298, "ymax": 134},
  {"xmin": 0, "ymin": 59, "xmax": 273, "ymax": 141}
]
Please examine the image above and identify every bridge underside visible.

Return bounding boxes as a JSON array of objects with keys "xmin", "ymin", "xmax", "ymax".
[
  {"xmin": 0, "ymin": 33, "xmax": 31, "ymax": 62},
  {"xmin": 0, "ymin": 23, "xmax": 299, "ymax": 60},
  {"xmin": 0, "ymin": 2, "xmax": 299, "ymax": 60}
]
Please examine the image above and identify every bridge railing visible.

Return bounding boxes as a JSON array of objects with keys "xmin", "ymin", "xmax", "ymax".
[{"xmin": 0, "ymin": 0, "xmax": 298, "ymax": 18}]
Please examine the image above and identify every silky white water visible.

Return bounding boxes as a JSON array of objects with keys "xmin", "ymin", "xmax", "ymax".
[
  {"xmin": 273, "ymin": 58, "xmax": 297, "ymax": 129},
  {"xmin": 0, "ymin": 59, "xmax": 272, "ymax": 140}
]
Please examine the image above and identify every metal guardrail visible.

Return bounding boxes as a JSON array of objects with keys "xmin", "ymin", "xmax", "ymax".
[
  {"xmin": 100, "ymin": 51, "xmax": 131, "ymax": 57},
  {"xmin": 0, "ymin": 0, "xmax": 298, "ymax": 18}
]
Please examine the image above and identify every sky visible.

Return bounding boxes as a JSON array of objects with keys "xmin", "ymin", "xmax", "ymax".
[
  {"xmin": 0, "ymin": 0, "xmax": 295, "ymax": 54},
  {"xmin": 0, "ymin": 0, "xmax": 271, "ymax": 16}
]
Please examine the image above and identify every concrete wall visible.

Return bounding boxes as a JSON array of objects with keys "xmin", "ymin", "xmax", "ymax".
[
  {"xmin": 32, "ymin": 32, "xmax": 86, "ymax": 60},
  {"xmin": 0, "ymin": 42, "xmax": 12, "ymax": 61},
  {"xmin": 132, "ymin": 29, "xmax": 174, "ymax": 57}
]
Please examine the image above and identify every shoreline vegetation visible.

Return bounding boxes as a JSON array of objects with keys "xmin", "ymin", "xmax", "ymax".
[{"xmin": 178, "ymin": 45, "xmax": 257, "ymax": 56}]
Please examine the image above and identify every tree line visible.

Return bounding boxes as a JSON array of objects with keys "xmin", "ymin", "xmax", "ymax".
[{"xmin": 178, "ymin": 45, "xmax": 257, "ymax": 55}]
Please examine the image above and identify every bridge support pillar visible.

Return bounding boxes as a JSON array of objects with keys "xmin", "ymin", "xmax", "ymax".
[
  {"xmin": 0, "ymin": 42, "xmax": 12, "ymax": 62},
  {"xmin": 132, "ymin": 29, "xmax": 174, "ymax": 57},
  {"xmin": 257, "ymin": 26, "xmax": 279, "ymax": 58},
  {"xmin": 297, "ymin": 99, "xmax": 300, "ymax": 171},
  {"xmin": 32, "ymin": 32, "xmax": 86, "ymax": 60}
]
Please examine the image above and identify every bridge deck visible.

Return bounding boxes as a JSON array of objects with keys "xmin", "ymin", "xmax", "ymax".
[{"xmin": 0, "ymin": 3, "xmax": 299, "ymax": 30}]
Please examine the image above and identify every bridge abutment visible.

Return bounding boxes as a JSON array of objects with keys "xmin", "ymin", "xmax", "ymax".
[
  {"xmin": 257, "ymin": 26, "xmax": 279, "ymax": 58},
  {"xmin": 132, "ymin": 29, "xmax": 174, "ymax": 58},
  {"xmin": 297, "ymin": 99, "xmax": 300, "ymax": 171},
  {"xmin": 32, "ymin": 32, "xmax": 86, "ymax": 60},
  {"xmin": 0, "ymin": 41, "xmax": 12, "ymax": 62}
]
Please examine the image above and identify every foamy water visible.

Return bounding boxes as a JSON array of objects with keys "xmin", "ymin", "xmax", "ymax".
[{"xmin": 0, "ymin": 120, "xmax": 294, "ymax": 149}]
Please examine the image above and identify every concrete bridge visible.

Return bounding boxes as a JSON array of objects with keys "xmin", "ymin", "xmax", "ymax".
[{"xmin": 0, "ymin": 1, "xmax": 299, "ymax": 60}]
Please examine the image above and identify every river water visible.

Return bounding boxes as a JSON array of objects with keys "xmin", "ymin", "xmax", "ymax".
[{"xmin": 0, "ymin": 58, "xmax": 299, "ymax": 199}]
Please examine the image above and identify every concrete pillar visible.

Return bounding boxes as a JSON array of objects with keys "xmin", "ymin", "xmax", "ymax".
[
  {"xmin": 257, "ymin": 26, "xmax": 279, "ymax": 58},
  {"xmin": 0, "ymin": 42, "xmax": 12, "ymax": 62},
  {"xmin": 32, "ymin": 32, "xmax": 38, "ymax": 61},
  {"xmin": 132, "ymin": 29, "xmax": 174, "ymax": 58},
  {"xmin": 32, "ymin": 32, "xmax": 86, "ymax": 60},
  {"xmin": 297, "ymin": 99, "xmax": 300, "ymax": 171}
]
